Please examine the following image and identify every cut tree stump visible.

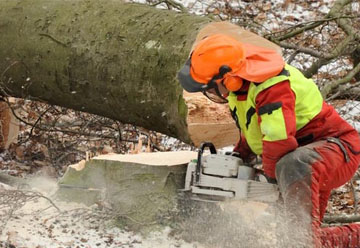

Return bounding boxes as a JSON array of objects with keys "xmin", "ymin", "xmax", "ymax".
[{"xmin": 57, "ymin": 151, "xmax": 197, "ymax": 232}]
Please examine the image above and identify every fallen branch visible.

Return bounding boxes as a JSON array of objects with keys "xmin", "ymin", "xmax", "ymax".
[
  {"xmin": 322, "ymin": 62, "xmax": 360, "ymax": 98},
  {"xmin": 326, "ymin": 81, "xmax": 360, "ymax": 101},
  {"xmin": 323, "ymin": 214, "xmax": 360, "ymax": 224}
]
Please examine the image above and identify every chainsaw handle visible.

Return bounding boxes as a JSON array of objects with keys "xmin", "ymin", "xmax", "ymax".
[
  {"xmin": 199, "ymin": 142, "xmax": 217, "ymax": 155},
  {"xmin": 195, "ymin": 142, "xmax": 217, "ymax": 183}
]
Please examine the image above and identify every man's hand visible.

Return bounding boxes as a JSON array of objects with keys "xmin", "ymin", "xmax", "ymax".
[{"xmin": 233, "ymin": 136, "xmax": 257, "ymax": 164}]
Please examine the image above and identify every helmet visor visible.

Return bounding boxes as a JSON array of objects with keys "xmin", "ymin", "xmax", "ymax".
[{"xmin": 203, "ymin": 86, "xmax": 228, "ymax": 104}]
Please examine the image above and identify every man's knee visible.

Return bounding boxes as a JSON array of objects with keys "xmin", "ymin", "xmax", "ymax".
[{"xmin": 275, "ymin": 146, "xmax": 321, "ymax": 191}]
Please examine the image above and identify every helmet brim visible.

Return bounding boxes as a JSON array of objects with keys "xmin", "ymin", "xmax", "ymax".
[{"xmin": 177, "ymin": 59, "xmax": 206, "ymax": 93}]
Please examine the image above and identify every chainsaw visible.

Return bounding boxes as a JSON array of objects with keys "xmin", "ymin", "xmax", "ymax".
[{"xmin": 183, "ymin": 142, "xmax": 279, "ymax": 203}]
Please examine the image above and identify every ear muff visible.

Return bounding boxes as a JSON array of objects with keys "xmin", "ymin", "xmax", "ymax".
[{"xmin": 223, "ymin": 75, "xmax": 243, "ymax": 92}]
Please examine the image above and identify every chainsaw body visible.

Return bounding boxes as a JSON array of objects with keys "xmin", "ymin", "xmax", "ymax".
[{"xmin": 183, "ymin": 142, "xmax": 279, "ymax": 202}]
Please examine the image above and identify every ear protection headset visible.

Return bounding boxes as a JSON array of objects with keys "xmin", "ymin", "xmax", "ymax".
[{"xmin": 219, "ymin": 65, "xmax": 243, "ymax": 92}]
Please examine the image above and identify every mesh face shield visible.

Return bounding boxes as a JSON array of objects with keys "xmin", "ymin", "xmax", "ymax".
[
  {"xmin": 202, "ymin": 83, "xmax": 228, "ymax": 104},
  {"xmin": 178, "ymin": 59, "xmax": 229, "ymax": 104}
]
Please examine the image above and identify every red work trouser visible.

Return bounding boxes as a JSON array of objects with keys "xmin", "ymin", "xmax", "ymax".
[{"xmin": 275, "ymin": 136, "xmax": 360, "ymax": 248}]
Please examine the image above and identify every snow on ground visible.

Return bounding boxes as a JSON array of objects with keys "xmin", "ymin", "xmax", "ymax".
[
  {"xmin": 2, "ymin": 205, "xmax": 198, "ymax": 248},
  {"xmin": 336, "ymin": 100, "xmax": 360, "ymax": 133},
  {"xmin": 0, "ymin": 177, "xmax": 202, "ymax": 248},
  {"xmin": 2, "ymin": 203, "xmax": 197, "ymax": 248}
]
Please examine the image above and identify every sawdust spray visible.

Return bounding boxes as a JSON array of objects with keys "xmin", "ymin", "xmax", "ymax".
[{"xmin": 178, "ymin": 197, "xmax": 313, "ymax": 248}]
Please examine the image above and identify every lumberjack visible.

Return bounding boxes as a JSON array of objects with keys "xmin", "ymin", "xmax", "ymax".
[{"xmin": 178, "ymin": 24, "xmax": 360, "ymax": 247}]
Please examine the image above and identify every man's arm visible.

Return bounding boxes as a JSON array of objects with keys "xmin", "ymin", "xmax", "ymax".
[{"xmin": 255, "ymin": 81, "xmax": 298, "ymax": 178}]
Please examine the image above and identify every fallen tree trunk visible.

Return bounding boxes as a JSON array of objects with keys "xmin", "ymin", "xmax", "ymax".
[
  {"xmin": 57, "ymin": 151, "xmax": 197, "ymax": 232},
  {"xmin": 0, "ymin": 1, "xmax": 282, "ymax": 148},
  {"xmin": 0, "ymin": 0, "xmax": 210, "ymax": 144}
]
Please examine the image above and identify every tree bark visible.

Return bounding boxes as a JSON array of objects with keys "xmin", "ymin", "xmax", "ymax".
[{"xmin": 0, "ymin": 0, "xmax": 211, "ymax": 144}]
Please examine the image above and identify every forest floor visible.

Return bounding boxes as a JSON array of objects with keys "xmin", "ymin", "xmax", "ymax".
[
  {"xmin": 1, "ymin": 100, "xmax": 360, "ymax": 248},
  {"xmin": 1, "ymin": 1, "xmax": 360, "ymax": 246}
]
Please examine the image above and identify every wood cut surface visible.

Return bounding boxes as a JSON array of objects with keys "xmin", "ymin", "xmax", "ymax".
[
  {"xmin": 69, "ymin": 160, "xmax": 86, "ymax": 171},
  {"xmin": 91, "ymin": 151, "xmax": 198, "ymax": 166},
  {"xmin": 0, "ymin": 102, "xmax": 10, "ymax": 149},
  {"xmin": 0, "ymin": 100, "xmax": 19, "ymax": 150},
  {"xmin": 184, "ymin": 91, "xmax": 238, "ymax": 148}
]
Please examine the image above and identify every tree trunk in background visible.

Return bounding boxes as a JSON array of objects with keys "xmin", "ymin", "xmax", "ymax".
[{"xmin": 0, "ymin": 0, "xmax": 211, "ymax": 144}]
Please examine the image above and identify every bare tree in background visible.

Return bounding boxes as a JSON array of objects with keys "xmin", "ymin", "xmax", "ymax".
[{"xmin": 139, "ymin": 0, "xmax": 360, "ymax": 99}]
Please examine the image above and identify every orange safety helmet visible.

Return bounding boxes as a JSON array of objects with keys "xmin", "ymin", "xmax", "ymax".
[
  {"xmin": 178, "ymin": 34, "xmax": 285, "ymax": 93},
  {"xmin": 190, "ymin": 34, "xmax": 246, "ymax": 92}
]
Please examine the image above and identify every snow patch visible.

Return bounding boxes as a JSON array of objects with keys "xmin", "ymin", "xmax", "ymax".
[{"xmin": 337, "ymin": 100, "xmax": 360, "ymax": 132}]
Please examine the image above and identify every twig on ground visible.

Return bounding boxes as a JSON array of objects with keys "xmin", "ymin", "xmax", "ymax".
[{"xmin": 0, "ymin": 188, "xmax": 60, "ymax": 235}]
